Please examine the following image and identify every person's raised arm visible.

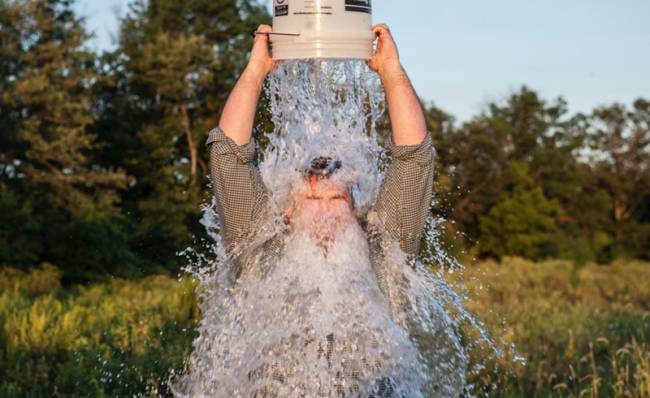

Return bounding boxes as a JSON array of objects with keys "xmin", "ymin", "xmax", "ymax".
[
  {"xmin": 367, "ymin": 24, "xmax": 427, "ymax": 146},
  {"xmin": 369, "ymin": 24, "xmax": 434, "ymax": 255},
  {"xmin": 208, "ymin": 25, "xmax": 276, "ymax": 253},
  {"xmin": 219, "ymin": 25, "xmax": 276, "ymax": 145}
]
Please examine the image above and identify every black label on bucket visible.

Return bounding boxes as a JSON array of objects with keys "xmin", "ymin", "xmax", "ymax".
[
  {"xmin": 275, "ymin": 0, "xmax": 289, "ymax": 17},
  {"xmin": 345, "ymin": 0, "xmax": 371, "ymax": 14}
]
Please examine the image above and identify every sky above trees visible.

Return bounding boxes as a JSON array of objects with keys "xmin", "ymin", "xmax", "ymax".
[{"xmin": 75, "ymin": 0, "xmax": 650, "ymax": 122}]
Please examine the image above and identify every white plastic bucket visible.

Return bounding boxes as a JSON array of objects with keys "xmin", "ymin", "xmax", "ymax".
[{"xmin": 271, "ymin": 0, "xmax": 373, "ymax": 60}]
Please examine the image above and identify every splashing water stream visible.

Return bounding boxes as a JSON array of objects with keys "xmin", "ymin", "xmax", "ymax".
[{"xmin": 172, "ymin": 60, "xmax": 503, "ymax": 397}]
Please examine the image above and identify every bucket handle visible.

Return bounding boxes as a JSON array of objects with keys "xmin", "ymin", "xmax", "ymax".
[{"xmin": 252, "ymin": 31, "xmax": 300, "ymax": 37}]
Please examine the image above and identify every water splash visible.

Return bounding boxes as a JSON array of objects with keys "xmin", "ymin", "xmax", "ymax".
[
  {"xmin": 261, "ymin": 60, "xmax": 386, "ymax": 218},
  {"xmin": 172, "ymin": 60, "xmax": 503, "ymax": 397}
]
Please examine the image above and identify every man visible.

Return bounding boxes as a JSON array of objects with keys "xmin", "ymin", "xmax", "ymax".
[{"xmin": 207, "ymin": 24, "xmax": 434, "ymax": 397}]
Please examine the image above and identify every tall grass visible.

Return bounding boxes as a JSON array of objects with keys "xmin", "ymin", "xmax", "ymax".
[
  {"xmin": 1, "ymin": 260, "xmax": 648, "ymax": 396},
  {"xmin": 0, "ymin": 264, "xmax": 197, "ymax": 397},
  {"xmin": 460, "ymin": 258, "xmax": 650, "ymax": 397}
]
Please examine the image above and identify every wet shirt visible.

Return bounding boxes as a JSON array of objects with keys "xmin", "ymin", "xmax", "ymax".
[
  {"xmin": 207, "ymin": 126, "xmax": 435, "ymax": 260},
  {"xmin": 207, "ymin": 126, "xmax": 435, "ymax": 396}
]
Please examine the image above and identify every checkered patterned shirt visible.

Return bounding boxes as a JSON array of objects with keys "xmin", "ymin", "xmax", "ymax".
[
  {"xmin": 207, "ymin": 126, "xmax": 434, "ymax": 260},
  {"xmin": 207, "ymin": 127, "xmax": 434, "ymax": 395}
]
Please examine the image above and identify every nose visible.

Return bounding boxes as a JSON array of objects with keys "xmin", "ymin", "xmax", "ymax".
[{"xmin": 308, "ymin": 175, "xmax": 321, "ymax": 190}]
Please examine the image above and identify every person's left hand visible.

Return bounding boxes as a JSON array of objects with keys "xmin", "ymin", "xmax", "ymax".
[
  {"xmin": 367, "ymin": 24, "xmax": 402, "ymax": 77},
  {"xmin": 247, "ymin": 24, "xmax": 277, "ymax": 77}
]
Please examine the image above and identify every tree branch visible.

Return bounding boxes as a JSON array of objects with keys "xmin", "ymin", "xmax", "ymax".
[{"xmin": 180, "ymin": 103, "xmax": 198, "ymax": 186}]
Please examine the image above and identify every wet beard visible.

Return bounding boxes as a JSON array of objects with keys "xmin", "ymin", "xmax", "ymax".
[
  {"xmin": 175, "ymin": 200, "xmax": 426, "ymax": 397},
  {"xmin": 224, "ymin": 201, "xmax": 425, "ymax": 396},
  {"xmin": 289, "ymin": 199, "xmax": 356, "ymax": 254}
]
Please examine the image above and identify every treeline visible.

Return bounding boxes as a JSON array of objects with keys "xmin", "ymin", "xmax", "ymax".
[
  {"xmin": 0, "ymin": 0, "xmax": 648, "ymax": 282},
  {"xmin": 0, "ymin": 0, "xmax": 268, "ymax": 281},
  {"xmin": 427, "ymin": 93, "xmax": 649, "ymax": 263}
]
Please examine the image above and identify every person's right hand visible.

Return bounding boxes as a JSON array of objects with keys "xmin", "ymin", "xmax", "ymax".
[{"xmin": 247, "ymin": 24, "xmax": 277, "ymax": 77}]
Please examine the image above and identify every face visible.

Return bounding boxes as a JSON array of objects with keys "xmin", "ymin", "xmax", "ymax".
[
  {"xmin": 287, "ymin": 176, "xmax": 355, "ymax": 251},
  {"xmin": 303, "ymin": 175, "xmax": 352, "ymax": 204}
]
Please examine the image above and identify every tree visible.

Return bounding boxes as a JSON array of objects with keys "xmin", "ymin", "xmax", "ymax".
[
  {"xmin": 478, "ymin": 163, "xmax": 561, "ymax": 260},
  {"xmin": 92, "ymin": 0, "xmax": 270, "ymax": 267},
  {"xmin": 441, "ymin": 88, "xmax": 578, "ymax": 247},
  {"xmin": 0, "ymin": 0, "xmax": 126, "ymax": 215},
  {"xmin": 429, "ymin": 88, "xmax": 634, "ymax": 262},
  {"xmin": 585, "ymin": 100, "xmax": 650, "ymax": 259},
  {"xmin": 0, "ymin": 0, "xmax": 133, "ymax": 280},
  {"xmin": 424, "ymin": 103, "xmax": 456, "ymax": 218}
]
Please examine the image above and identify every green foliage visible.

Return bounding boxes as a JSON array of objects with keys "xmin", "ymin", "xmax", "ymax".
[
  {"xmin": 0, "ymin": 0, "xmax": 648, "ymax": 279},
  {"xmin": 0, "ymin": 0, "xmax": 271, "ymax": 279},
  {"xmin": 45, "ymin": 215, "xmax": 140, "ymax": 282},
  {"xmin": 458, "ymin": 258, "xmax": 650, "ymax": 397},
  {"xmin": 427, "ymin": 87, "xmax": 649, "ymax": 263},
  {"xmin": 0, "ymin": 265, "xmax": 197, "ymax": 397},
  {"xmin": 0, "ymin": 0, "xmax": 127, "ymax": 215},
  {"xmin": 431, "ymin": 88, "xmax": 574, "ymax": 243},
  {"xmin": 0, "ymin": 0, "xmax": 138, "ymax": 280},
  {"xmin": 0, "ymin": 183, "xmax": 42, "ymax": 266},
  {"xmin": 480, "ymin": 186, "xmax": 561, "ymax": 260},
  {"xmin": 585, "ymin": 99, "xmax": 650, "ymax": 260},
  {"xmin": 90, "ymin": 0, "xmax": 271, "ymax": 270},
  {"xmin": 2, "ymin": 262, "xmax": 649, "ymax": 396}
]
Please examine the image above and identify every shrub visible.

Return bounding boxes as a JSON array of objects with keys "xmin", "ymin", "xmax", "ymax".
[
  {"xmin": 459, "ymin": 258, "xmax": 650, "ymax": 397},
  {"xmin": 1, "ymin": 260, "xmax": 649, "ymax": 396},
  {"xmin": 0, "ymin": 265, "xmax": 197, "ymax": 396}
]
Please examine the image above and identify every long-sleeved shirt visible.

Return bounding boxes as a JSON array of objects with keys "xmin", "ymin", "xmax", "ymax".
[
  {"xmin": 207, "ymin": 126, "xmax": 435, "ymax": 263},
  {"xmin": 206, "ymin": 126, "xmax": 435, "ymax": 395}
]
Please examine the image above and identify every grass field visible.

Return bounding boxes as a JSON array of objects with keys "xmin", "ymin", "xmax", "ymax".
[
  {"xmin": 0, "ymin": 265, "xmax": 197, "ymax": 397},
  {"xmin": 461, "ymin": 258, "xmax": 650, "ymax": 397},
  {"xmin": 1, "ymin": 259, "xmax": 648, "ymax": 397}
]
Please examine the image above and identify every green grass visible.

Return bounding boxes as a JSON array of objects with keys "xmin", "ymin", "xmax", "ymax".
[
  {"xmin": 460, "ymin": 258, "xmax": 650, "ymax": 397},
  {"xmin": 0, "ymin": 264, "xmax": 197, "ymax": 397},
  {"xmin": 1, "ymin": 260, "xmax": 648, "ymax": 397}
]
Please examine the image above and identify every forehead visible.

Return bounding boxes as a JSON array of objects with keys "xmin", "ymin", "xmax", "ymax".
[{"xmin": 306, "ymin": 175, "xmax": 346, "ymax": 188}]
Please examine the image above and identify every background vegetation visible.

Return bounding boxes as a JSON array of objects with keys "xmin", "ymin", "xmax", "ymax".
[
  {"xmin": 0, "ymin": 264, "xmax": 197, "ymax": 396},
  {"xmin": 1, "ymin": 0, "xmax": 648, "ymax": 396},
  {"xmin": 461, "ymin": 259, "xmax": 650, "ymax": 397},
  {"xmin": 1, "ymin": 0, "xmax": 648, "ymax": 282},
  {"xmin": 1, "ymin": 260, "xmax": 648, "ymax": 397}
]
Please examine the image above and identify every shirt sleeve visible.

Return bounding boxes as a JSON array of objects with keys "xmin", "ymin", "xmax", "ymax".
[
  {"xmin": 206, "ymin": 127, "xmax": 268, "ymax": 252},
  {"xmin": 373, "ymin": 133, "xmax": 435, "ymax": 255}
]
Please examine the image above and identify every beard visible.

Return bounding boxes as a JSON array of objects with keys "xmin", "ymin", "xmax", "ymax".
[
  {"xmin": 290, "ymin": 198, "xmax": 355, "ymax": 253},
  {"xmin": 191, "ymin": 201, "xmax": 425, "ymax": 397},
  {"xmin": 173, "ymin": 201, "xmax": 428, "ymax": 398}
]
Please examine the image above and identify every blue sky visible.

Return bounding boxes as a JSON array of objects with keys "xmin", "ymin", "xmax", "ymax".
[{"xmin": 76, "ymin": 0, "xmax": 650, "ymax": 122}]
